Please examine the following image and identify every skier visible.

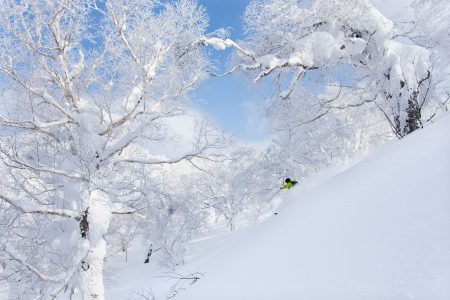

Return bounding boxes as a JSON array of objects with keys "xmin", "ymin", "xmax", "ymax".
[
  {"xmin": 280, "ymin": 178, "xmax": 297, "ymax": 190},
  {"xmin": 268, "ymin": 178, "xmax": 298, "ymax": 215},
  {"xmin": 267, "ymin": 178, "xmax": 298, "ymax": 204}
]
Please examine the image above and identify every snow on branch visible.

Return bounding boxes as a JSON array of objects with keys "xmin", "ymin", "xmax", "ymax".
[
  {"xmin": 105, "ymin": 0, "xmax": 140, "ymax": 65},
  {"xmin": 279, "ymin": 68, "xmax": 306, "ymax": 99},
  {"xmin": 0, "ymin": 193, "xmax": 78, "ymax": 219},
  {"xmin": 110, "ymin": 203, "xmax": 138, "ymax": 216},
  {"xmin": 0, "ymin": 115, "xmax": 73, "ymax": 130},
  {"xmin": 209, "ymin": 63, "xmax": 261, "ymax": 78},
  {"xmin": 1, "ymin": 68, "xmax": 76, "ymax": 119},
  {"xmin": 0, "ymin": 150, "xmax": 87, "ymax": 181},
  {"xmin": 198, "ymin": 37, "xmax": 256, "ymax": 60},
  {"xmin": 2, "ymin": 250, "xmax": 61, "ymax": 283},
  {"xmin": 199, "ymin": 36, "xmax": 321, "ymax": 83},
  {"xmin": 121, "ymin": 150, "xmax": 205, "ymax": 166}
]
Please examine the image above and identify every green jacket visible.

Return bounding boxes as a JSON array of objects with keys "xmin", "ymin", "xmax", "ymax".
[{"xmin": 280, "ymin": 180, "xmax": 297, "ymax": 190}]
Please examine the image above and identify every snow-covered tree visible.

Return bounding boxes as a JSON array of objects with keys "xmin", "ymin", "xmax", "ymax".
[
  {"xmin": 197, "ymin": 0, "xmax": 450, "ymax": 191},
  {"xmin": 0, "ymin": 0, "xmax": 224, "ymax": 298},
  {"xmin": 130, "ymin": 119, "xmax": 230, "ymax": 268},
  {"xmin": 264, "ymin": 84, "xmax": 392, "ymax": 176},
  {"xmin": 190, "ymin": 144, "xmax": 292, "ymax": 230},
  {"xmin": 204, "ymin": 0, "xmax": 442, "ymax": 139},
  {"xmin": 193, "ymin": 149, "xmax": 256, "ymax": 232},
  {"xmin": 404, "ymin": 0, "xmax": 450, "ymax": 117}
]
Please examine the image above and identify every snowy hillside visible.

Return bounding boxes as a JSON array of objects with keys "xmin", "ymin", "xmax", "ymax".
[{"xmin": 168, "ymin": 115, "xmax": 450, "ymax": 300}]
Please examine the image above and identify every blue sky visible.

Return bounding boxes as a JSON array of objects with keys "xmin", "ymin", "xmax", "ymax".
[{"xmin": 193, "ymin": 0, "xmax": 269, "ymax": 142}]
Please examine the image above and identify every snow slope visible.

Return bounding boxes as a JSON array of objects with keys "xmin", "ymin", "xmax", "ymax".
[{"xmin": 175, "ymin": 115, "xmax": 450, "ymax": 300}]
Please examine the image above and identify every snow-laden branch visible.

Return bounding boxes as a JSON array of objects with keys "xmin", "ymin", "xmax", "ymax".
[
  {"xmin": 110, "ymin": 203, "xmax": 137, "ymax": 215},
  {"xmin": 99, "ymin": 98, "xmax": 142, "ymax": 136},
  {"xmin": 106, "ymin": 0, "xmax": 140, "ymax": 64},
  {"xmin": 0, "ymin": 193, "xmax": 78, "ymax": 219},
  {"xmin": 106, "ymin": 0, "xmax": 175, "ymax": 82},
  {"xmin": 1, "ymin": 67, "xmax": 75, "ymax": 120},
  {"xmin": 0, "ymin": 151, "xmax": 87, "ymax": 181},
  {"xmin": 119, "ymin": 120, "xmax": 228, "ymax": 166},
  {"xmin": 99, "ymin": 122, "xmax": 148, "ymax": 163},
  {"xmin": 99, "ymin": 107, "xmax": 188, "ymax": 162},
  {"xmin": 209, "ymin": 63, "xmax": 261, "ymax": 77},
  {"xmin": 48, "ymin": 4, "xmax": 81, "ymax": 110},
  {"xmin": 2, "ymin": 250, "xmax": 61, "ymax": 283},
  {"xmin": 121, "ymin": 150, "xmax": 204, "ymax": 165},
  {"xmin": 279, "ymin": 68, "xmax": 306, "ymax": 99},
  {"xmin": 199, "ymin": 37, "xmax": 256, "ymax": 60},
  {"xmin": 0, "ymin": 115, "xmax": 73, "ymax": 130},
  {"xmin": 199, "ymin": 36, "xmax": 321, "ymax": 83},
  {"xmin": 2, "ymin": 245, "xmax": 91, "ymax": 299}
]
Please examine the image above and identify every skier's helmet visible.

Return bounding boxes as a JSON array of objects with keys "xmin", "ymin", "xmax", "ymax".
[{"xmin": 285, "ymin": 178, "xmax": 291, "ymax": 183}]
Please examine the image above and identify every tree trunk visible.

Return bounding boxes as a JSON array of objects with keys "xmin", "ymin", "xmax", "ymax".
[
  {"xmin": 79, "ymin": 190, "xmax": 112, "ymax": 300},
  {"xmin": 404, "ymin": 91, "xmax": 423, "ymax": 135}
]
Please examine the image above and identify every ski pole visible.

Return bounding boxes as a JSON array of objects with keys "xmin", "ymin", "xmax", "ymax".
[{"xmin": 266, "ymin": 188, "xmax": 281, "ymax": 204}]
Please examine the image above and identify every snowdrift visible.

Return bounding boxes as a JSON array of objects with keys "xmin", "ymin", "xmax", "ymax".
[{"xmin": 177, "ymin": 115, "xmax": 450, "ymax": 300}]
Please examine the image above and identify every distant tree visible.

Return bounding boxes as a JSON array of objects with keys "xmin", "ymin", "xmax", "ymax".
[{"xmin": 191, "ymin": 145, "xmax": 289, "ymax": 230}]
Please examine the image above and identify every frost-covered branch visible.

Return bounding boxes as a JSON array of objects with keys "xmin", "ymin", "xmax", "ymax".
[
  {"xmin": 0, "ymin": 116, "xmax": 73, "ymax": 130},
  {"xmin": 199, "ymin": 37, "xmax": 256, "ymax": 60},
  {"xmin": 99, "ymin": 99, "xmax": 143, "ymax": 136},
  {"xmin": 2, "ymin": 250, "xmax": 61, "ymax": 283},
  {"xmin": 0, "ymin": 68, "xmax": 75, "ymax": 120},
  {"xmin": 110, "ymin": 205, "xmax": 137, "ymax": 215},
  {"xmin": 200, "ymin": 36, "xmax": 321, "ymax": 83},
  {"xmin": 105, "ymin": 0, "xmax": 140, "ymax": 64},
  {"xmin": 280, "ymin": 68, "xmax": 306, "ymax": 99},
  {"xmin": 121, "ymin": 149, "xmax": 207, "ymax": 166},
  {"xmin": 0, "ymin": 150, "xmax": 87, "ymax": 181},
  {"xmin": 0, "ymin": 193, "xmax": 78, "ymax": 219}
]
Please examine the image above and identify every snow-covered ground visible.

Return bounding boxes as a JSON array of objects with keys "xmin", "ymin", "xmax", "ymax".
[{"xmin": 108, "ymin": 115, "xmax": 450, "ymax": 300}]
